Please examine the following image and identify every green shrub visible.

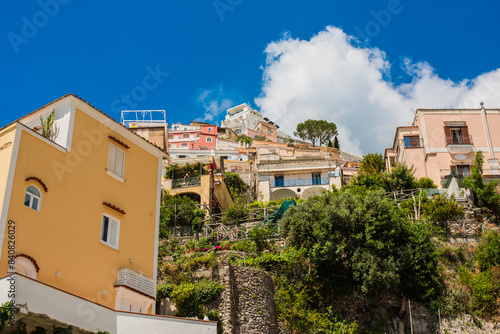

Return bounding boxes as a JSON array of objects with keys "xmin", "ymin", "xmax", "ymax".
[
  {"xmin": 249, "ymin": 225, "xmax": 271, "ymax": 254},
  {"xmin": 231, "ymin": 239, "xmax": 256, "ymax": 253},
  {"xmin": 0, "ymin": 302, "xmax": 12, "ymax": 331},
  {"xmin": 459, "ymin": 266, "xmax": 500, "ymax": 317},
  {"xmin": 157, "ymin": 280, "xmax": 225, "ymax": 318},
  {"xmin": 223, "ymin": 198, "xmax": 249, "ymax": 223},
  {"xmin": 476, "ymin": 230, "xmax": 500, "ymax": 271}
]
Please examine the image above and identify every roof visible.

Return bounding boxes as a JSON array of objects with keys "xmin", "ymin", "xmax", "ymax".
[
  {"xmin": 15, "ymin": 94, "xmax": 166, "ymax": 153},
  {"xmin": 416, "ymin": 108, "xmax": 500, "ymax": 111}
]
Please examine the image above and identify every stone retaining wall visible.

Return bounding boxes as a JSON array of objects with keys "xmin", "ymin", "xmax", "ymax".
[{"xmin": 211, "ymin": 263, "xmax": 280, "ymax": 334}]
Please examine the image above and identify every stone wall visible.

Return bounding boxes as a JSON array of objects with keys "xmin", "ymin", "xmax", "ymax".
[{"xmin": 212, "ymin": 262, "xmax": 280, "ymax": 334}]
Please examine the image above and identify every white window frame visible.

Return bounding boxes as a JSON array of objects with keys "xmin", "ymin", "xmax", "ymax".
[
  {"xmin": 100, "ymin": 213, "xmax": 120, "ymax": 250},
  {"xmin": 107, "ymin": 144, "xmax": 126, "ymax": 182},
  {"xmin": 206, "ymin": 137, "xmax": 213, "ymax": 142},
  {"xmin": 24, "ymin": 185, "xmax": 41, "ymax": 212}
]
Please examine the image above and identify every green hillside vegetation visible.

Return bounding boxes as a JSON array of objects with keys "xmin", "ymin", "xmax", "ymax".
[{"xmin": 156, "ymin": 151, "xmax": 500, "ymax": 333}]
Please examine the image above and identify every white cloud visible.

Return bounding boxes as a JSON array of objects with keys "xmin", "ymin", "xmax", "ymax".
[
  {"xmin": 196, "ymin": 85, "xmax": 234, "ymax": 123},
  {"xmin": 255, "ymin": 26, "xmax": 500, "ymax": 156}
]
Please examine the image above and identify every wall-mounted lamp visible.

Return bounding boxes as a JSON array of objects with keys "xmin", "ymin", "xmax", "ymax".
[
  {"xmin": 101, "ymin": 290, "xmax": 107, "ymax": 295},
  {"xmin": 55, "ymin": 272, "xmax": 61, "ymax": 277},
  {"xmin": 129, "ymin": 259, "xmax": 134, "ymax": 264}
]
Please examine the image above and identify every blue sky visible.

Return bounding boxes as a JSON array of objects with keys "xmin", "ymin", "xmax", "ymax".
[{"xmin": 1, "ymin": 0, "xmax": 500, "ymax": 154}]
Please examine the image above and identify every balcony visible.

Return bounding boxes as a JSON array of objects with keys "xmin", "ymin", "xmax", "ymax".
[
  {"xmin": 401, "ymin": 138, "xmax": 424, "ymax": 149},
  {"xmin": 117, "ymin": 268, "xmax": 156, "ymax": 298},
  {"xmin": 171, "ymin": 176, "xmax": 201, "ymax": 188},
  {"xmin": 270, "ymin": 177, "xmax": 329, "ymax": 188},
  {"xmin": 445, "ymin": 136, "xmax": 474, "ymax": 154}
]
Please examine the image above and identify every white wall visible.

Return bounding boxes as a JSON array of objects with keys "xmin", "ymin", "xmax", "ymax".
[
  {"xmin": 9, "ymin": 274, "xmax": 116, "ymax": 333},
  {"xmin": 0, "ymin": 275, "xmax": 217, "ymax": 334},
  {"xmin": 18, "ymin": 99, "xmax": 74, "ymax": 149},
  {"xmin": 116, "ymin": 313, "xmax": 217, "ymax": 334}
]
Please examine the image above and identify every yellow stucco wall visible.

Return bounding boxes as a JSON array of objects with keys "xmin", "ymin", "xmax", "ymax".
[
  {"xmin": 0, "ymin": 126, "xmax": 17, "ymax": 221},
  {"xmin": 0, "ymin": 108, "xmax": 159, "ymax": 311}
]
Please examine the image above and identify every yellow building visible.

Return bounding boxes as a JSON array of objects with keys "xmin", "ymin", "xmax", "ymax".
[{"xmin": 0, "ymin": 94, "xmax": 165, "ymax": 315}]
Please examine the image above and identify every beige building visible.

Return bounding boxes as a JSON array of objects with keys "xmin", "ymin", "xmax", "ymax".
[{"xmin": 255, "ymin": 144, "xmax": 342, "ymax": 201}]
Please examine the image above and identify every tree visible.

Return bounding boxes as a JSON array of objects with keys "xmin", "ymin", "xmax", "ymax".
[
  {"xmin": 416, "ymin": 177, "xmax": 437, "ymax": 189},
  {"xmin": 159, "ymin": 191, "xmax": 206, "ymax": 239},
  {"xmin": 333, "ymin": 136, "xmax": 340, "ymax": 149},
  {"xmin": 350, "ymin": 153, "xmax": 387, "ymax": 189},
  {"xmin": 360, "ymin": 153, "xmax": 385, "ymax": 175},
  {"xmin": 254, "ymin": 135, "xmax": 266, "ymax": 141},
  {"xmin": 385, "ymin": 163, "xmax": 417, "ymax": 191},
  {"xmin": 225, "ymin": 172, "xmax": 248, "ymax": 197},
  {"xmin": 463, "ymin": 151, "xmax": 500, "ymax": 221},
  {"xmin": 236, "ymin": 134, "xmax": 253, "ymax": 147},
  {"xmin": 294, "ymin": 119, "xmax": 337, "ymax": 147},
  {"xmin": 279, "ymin": 189, "xmax": 441, "ymax": 301}
]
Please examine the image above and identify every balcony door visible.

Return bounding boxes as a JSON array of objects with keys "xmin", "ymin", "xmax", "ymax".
[
  {"xmin": 274, "ymin": 175, "xmax": 284, "ymax": 187},
  {"xmin": 312, "ymin": 172, "xmax": 321, "ymax": 185},
  {"xmin": 444, "ymin": 125, "xmax": 470, "ymax": 145}
]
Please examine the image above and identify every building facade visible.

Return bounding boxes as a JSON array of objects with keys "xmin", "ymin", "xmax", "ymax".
[
  {"xmin": 255, "ymin": 145, "xmax": 342, "ymax": 201},
  {"xmin": 168, "ymin": 122, "xmax": 217, "ymax": 151},
  {"xmin": 0, "ymin": 95, "xmax": 215, "ymax": 333},
  {"xmin": 385, "ymin": 106, "xmax": 500, "ymax": 188}
]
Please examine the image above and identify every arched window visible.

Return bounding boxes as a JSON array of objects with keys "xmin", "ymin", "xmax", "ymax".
[{"xmin": 25, "ymin": 185, "xmax": 41, "ymax": 211}]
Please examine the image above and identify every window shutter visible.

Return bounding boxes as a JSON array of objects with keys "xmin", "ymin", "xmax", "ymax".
[
  {"xmin": 461, "ymin": 126, "xmax": 470, "ymax": 144},
  {"xmin": 109, "ymin": 219, "xmax": 118, "ymax": 247},
  {"xmin": 444, "ymin": 126, "xmax": 452, "ymax": 144},
  {"xmin": 108, "ymin": 145, "xmax": 117, "ymax": 172},
  {"xmin": 115, "ymin": 150, "xmax": 124, "ymax": 177}
]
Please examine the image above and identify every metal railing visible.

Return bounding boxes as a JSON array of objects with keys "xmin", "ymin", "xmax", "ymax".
[
  {"xmin": 445, "ymin": 136, "xmax": 473, "ymax": 145},
  {"xmin": 400, "ymin": 138, "xmax": 424, "ymax": 148},
  {"xmin": 117, "ymin": 268, "xmax": 156, "ymax": 298},
  {"xmin": 171, "ymin": 176, "xmax": 201, "ymax": 188},
  {"xmin": 271, "ymin": 177, "xmax": 329, "ymax": 188}
]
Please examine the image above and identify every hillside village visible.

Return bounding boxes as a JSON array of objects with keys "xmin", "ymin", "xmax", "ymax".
[{"xmin": 1, "ymin": 94, "xmax": 500, "ymax": 334}]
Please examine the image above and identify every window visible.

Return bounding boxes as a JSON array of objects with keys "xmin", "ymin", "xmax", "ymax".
[
  {"xmin": 168, "ymin": 135, "xmax": 173, "ymax": 139},
  {"xmin": 274, "ymin": 175, "xmax": 284, "ymax": 187},
  {"xmin": 404, "ymin": 136, "xmax": 420, "ymax": 148},
  {"xmin": 183, "ymin": 134, "xmax": 189, "ymax": 138},
  {"xmin": 312, "ymin": 172, "xmax": 321, "ymax": 185},
  {"xmin": 207, "ymin": 128, "xmax": 212, "ymax": 132},
  {"xmin": 452, "ymin": 165, "xmax": 470, "ymax": 177},
  {"xmin": 206, "ymin": 137, "xmax": 213, "ymax": 142},
  {"xmin": 24, "ymin": 186, "xmax": 41, "ymax": 211},
  {"xmin": 107, "ymin": 144, "xmax": 125, "ymax": 178},
  {"xmin": 267, "ymin": 128, "xmax": 272, "ymax": 135},
  {"xmin": 444, "ymin": 126, "xmax": 471, "ymax": 145},
  {"xmin": 101, "ymin": 214, "xmax": 120, "ymax": 249},
  {"xmin": 181, "ymin": 143, "xmax": 188, "ymax": 147}
]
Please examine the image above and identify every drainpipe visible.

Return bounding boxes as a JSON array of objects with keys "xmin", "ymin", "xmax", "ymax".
[{"xmin": 480, "ymin": 102, "xmax": 499, "ymax": 172}]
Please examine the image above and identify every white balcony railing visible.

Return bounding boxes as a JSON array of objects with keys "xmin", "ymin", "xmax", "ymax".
[{"xmin": 117, "ymin": 268, "xmax": 156, "ymax": 298}]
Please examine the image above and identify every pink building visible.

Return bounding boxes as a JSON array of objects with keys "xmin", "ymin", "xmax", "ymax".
[
  {"xmin": 168, "ymin": 122, "xmax": 217, "ymax": 151},
  {"xmin": 385, "ymin": 105, "xmax": 500, "ymax": 189},
  {"xmin": 243, "ymin": 121, "xmax": 278, "ymax": 142}
]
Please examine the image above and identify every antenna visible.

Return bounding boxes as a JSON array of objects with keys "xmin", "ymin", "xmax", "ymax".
[{"xmin": 409, "ymin": 107, "xmax": 416, "ymax": 115}]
